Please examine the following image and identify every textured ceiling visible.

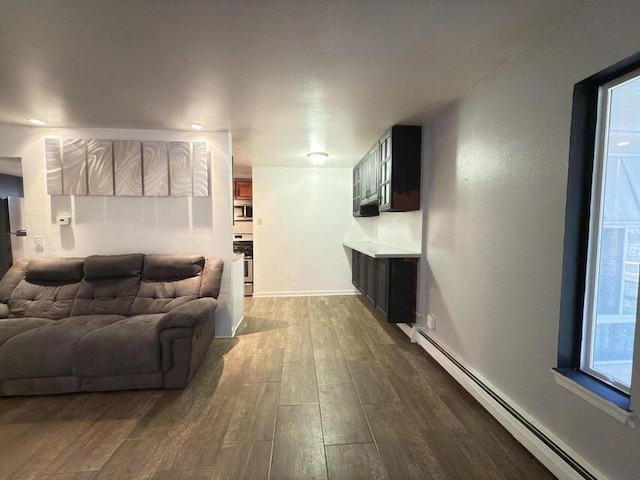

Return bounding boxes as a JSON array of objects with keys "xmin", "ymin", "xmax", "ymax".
[{"xmin": 0, "ymin": 0, "xmax": 580, "ymax": 167}]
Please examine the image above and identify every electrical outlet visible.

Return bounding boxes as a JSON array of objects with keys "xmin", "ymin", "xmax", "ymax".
[
  {"xmin": 292, "ymin": 273, "xmax": 298, "ymax": 282},
  {"xmin": 426, "ymin": 313, "xmax": 436, "ymax": 330},
  {"xmin": 257, "ymin": 218, "xmax": 263, "ymax": 226}
]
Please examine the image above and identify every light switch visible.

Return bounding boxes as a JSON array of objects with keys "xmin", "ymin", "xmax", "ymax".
[
  {"xmin": 34, "ymin": 236, "xmax": 44, "ymax": 249},
  {"xmin": 56, "ymin": 214, "xmax": 71, "ymax": 226}
]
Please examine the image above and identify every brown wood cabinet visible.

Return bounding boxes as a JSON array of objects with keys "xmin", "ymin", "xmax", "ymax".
[
  {"xmin": 351, "ymin": 250, "xmax": 417, "ymax": 323},
  {"xmin": 234, "ymin": 180, "xmax": 252, "ymax": 199}
]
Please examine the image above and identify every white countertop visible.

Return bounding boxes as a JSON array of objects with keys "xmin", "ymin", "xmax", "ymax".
[{"xmin": 342, "ymin": 241, "xmax": 421, "ymax": 258}]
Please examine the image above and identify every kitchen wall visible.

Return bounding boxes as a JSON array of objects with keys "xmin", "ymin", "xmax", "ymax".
[
  {"xmin": 423, "ymin": 1, "xmax": 640, "ymax": 478},
  {"xmin": 253, "ymin": 166, "xmax": 360, "ymax": 296},
  {"xmin": 0, "ymin": 125, "xmax": 236, "ymax": 336}
]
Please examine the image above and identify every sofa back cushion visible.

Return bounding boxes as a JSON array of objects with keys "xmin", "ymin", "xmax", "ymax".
[
  {"xmin": 7, "ymin": 258, "xmax": 84, "ymax": 320},
  {"xmin": 131, "ymin": 254, "xmax": 205, "ymax": 315},
  {"xmin": 70, "ymin": 254, "xmax": 144, "ymax": 317}
]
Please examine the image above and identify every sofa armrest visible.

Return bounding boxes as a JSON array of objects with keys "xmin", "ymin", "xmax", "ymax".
[
  {"xmin": 156, "ymin": 297, "xmax": 218, "ymax": 332},
  {"xmin": 0, "ymin": 304, "xmax": 7, "ymax": 319}
]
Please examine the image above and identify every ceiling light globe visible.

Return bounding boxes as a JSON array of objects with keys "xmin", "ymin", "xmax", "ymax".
[
  {"xmin": 28, "ymin": 118, "xmax": 47, "ymax": 126},
  {"xmin": 307, "ymin": 152, "xmax": 328, "ymax": 166}
]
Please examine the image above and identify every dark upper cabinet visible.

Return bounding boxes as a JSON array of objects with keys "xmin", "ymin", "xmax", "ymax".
[
  {"xmin": 352, "ymin": 166, "xmax": 361, "ymax": 216},
  {"xmin": 360, "ymin": 143, "xmax": 379, "ymax": 206},
  {"xmin": 352, "ymin": 125, "xmax": 421, "ymax": 217},
  {"xmin": 378, "ymin": 125, "xmax": 422, "ymax": 212}
]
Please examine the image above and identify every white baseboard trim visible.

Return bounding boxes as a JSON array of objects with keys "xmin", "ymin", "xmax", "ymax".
[
  {"xmin": 252, "ymin": 289, "xmax": 358, "ymax": 298},
  {"xmin": 397, "ymin": 323, "xmax": 605, "ymax": 480}
]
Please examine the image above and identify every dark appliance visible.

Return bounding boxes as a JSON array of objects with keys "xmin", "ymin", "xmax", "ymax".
[{"xmin": 233, "ymin": 233, "xmax": 254, "ymax": 296}]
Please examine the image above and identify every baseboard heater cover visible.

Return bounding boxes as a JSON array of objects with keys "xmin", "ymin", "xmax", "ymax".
[{"xmin": 399, "ymin": 324, "xmax": 602, "ymax": 480}]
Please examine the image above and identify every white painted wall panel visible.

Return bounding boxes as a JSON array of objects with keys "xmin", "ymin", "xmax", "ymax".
[
  {"xmin": 253, "ymin": 167, "xmax": 357, "ymax": 296},
  {"xmin": 424, "ymin": 2, "xmax": 640, "ymax": 478}
]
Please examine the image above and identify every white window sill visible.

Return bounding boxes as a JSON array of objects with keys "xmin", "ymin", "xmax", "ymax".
[{"xmin": 552, "ymin": 369, "xmax": 635, "ymax": 427}]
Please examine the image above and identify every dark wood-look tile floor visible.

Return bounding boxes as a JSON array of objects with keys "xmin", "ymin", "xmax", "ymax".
[{"xmin": 0, "ymin": 296, "xmax": 555, "ymax": 479}]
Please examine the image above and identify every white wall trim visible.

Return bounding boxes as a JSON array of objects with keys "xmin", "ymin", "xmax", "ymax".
[
  {"xmin": 551, "ymin": 369, "xmax": 635, "ymax": 427},
  {"xmin": 252, "ymin": 289, "xmax": 358, "ymax": 298},
  {"xmin": 397, "ymin": 324, "xmax": 606, "ymax": 480}
]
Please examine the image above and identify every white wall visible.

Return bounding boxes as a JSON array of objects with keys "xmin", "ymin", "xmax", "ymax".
[
  {"xmin": 0, "ymin": 125, "xmax": 236, "ymax": 336},
  {"xmin": 424, "ymin": 1, "xmax": 640, "ymax": 479},
  {"xmin": 253, "ymin": 167, "xmax": 358, "ymax": 296}
]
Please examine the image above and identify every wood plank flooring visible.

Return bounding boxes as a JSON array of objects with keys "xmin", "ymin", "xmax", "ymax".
[{"xmin": 0, "ymin": 296, "xmax": 555, "ymax": 479}]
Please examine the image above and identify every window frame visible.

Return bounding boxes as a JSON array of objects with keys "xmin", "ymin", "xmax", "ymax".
[
  {"xmin": 580, "ymin": 70, "xmax": 640, "ymax": 394},
  {"xmin": 557, "ymin": 51, "xmax": 640, "ymax": 411}
]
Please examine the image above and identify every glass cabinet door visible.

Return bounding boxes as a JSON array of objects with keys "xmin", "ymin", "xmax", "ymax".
[{"xmin": 379, "ymin": 132, "xmax": 392, "ymax": 209}]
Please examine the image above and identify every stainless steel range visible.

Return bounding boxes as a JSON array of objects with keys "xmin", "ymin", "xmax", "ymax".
[{"xmin": 233, "ymin": 233, "xmax": 253, "ymax": 296}]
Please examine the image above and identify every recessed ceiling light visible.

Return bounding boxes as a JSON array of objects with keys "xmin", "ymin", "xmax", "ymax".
[
  {"xmin": 307, "ymin": 152, "xmax": 328, "ymax": 166},
  {"xmin": 190, "ymin": 123, "xmax": 204, "ymax": 130},
  {"xmin": 28, "ymin": 118, "xmax": 47, "ymax": 126},
  {"xmin": 617, "ymin": 141, "xmax": 630, "ymax": 147}
]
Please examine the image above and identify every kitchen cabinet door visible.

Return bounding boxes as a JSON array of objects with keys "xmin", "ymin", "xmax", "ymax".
[
  {"xmin": 376, "ymin": 258, "xmax": 389, "ymax": 316},
  {"xmin": 359, "ymin": 144, "xmax": 379, "ymax": 206},
  {"xmin": 352, "ymin": 250, "xmax": 360, "ymax": 288},
  {"xmin": 358, "ymin": 251, "xmax": 367, "ymax": 293},
  {"xmin": 387, "ymin": 258, "xmax": 418, "ymax": 323},
  {"xmin": 234, "ymin": 180, "xmax": 252, "ymax": 199},
  {"xmin": 365, "ymin": 257, "xmax": 376, "ymax": 303},
  {"xmin": 379, "ymin": 131, "xmax": 392, "ymax": 209},
  {"xmin": 353, "ymin": 165, "xmax": 361, "ymax": 216}
]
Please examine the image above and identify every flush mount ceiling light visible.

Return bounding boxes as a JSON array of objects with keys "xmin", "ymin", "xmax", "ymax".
[
  {"xmin": 28, "ymin": 118, "xmax": 47, "ymax": 126},
  {"xmin": 307, "ymin": 152, "xmax": 328, "ymax": 166},
  {"xmin": 617, "ymin": 141, "xmax": 630, "ymax": 147},
  {"xmin": 190, "ymin": 123, "xmax": 204, "ymax": 130}
]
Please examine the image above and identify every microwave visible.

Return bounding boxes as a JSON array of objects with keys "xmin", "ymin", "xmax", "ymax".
[{"xmin": 234, "ymin": 204, "xmax": 253, "ymax": 221}]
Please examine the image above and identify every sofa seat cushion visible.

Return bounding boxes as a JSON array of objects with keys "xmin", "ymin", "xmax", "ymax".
[
  {"xmin": 0, "ymin": 315, "xmax": 124, "ymax": 380},
  {"xmin": 0, "ymin": 318, "xmax": 53, "ymax": 348},
  {"xmin": 73, "ymin": 314, "xmax": 164, "ymax": 377}
]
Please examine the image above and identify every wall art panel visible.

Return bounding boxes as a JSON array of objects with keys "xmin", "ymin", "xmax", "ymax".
[
  {"xmin": 45, "ymin": 138, "xmax": 63, "ymax": 195},
  {"xmin": 62, "ymin": 139, "xmax": 87, "ymax": 195},
  {"xmin": 142, "ymin": 141, "xmax": 169, "ymax": 196},
  {"xmin": 192, "ymin": 141, "xmax": 209, "ymax": 197},
  {"xmin": 87, "ymin": 139, "xmax": 114, "ymax": 196},
  {"xmin": 114, "ymin": 140, "xmax": 143, "ymax": 196},
  {"xmin": 44, "ymin": 138, "xmax": 209, "ymax": 197},
  {"xmin": 169, "ymin": 141, "xmax": 192, "ymax": 196}
]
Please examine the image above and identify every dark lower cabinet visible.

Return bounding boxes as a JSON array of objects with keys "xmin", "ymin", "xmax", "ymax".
[
  {"xmin": 376, "ymin": 258, "xmax": 389, "ymax": 316},
  {"xmin": 365, "ymin": 258, "xmax": 376, "ymax": 303},
  {"xmin": 352, "ymin": 250, "xmax": 360, "ymax": 286},
  {"xmin": 351, "ymin": 250, "xmax": 417, "ymax": 324}
]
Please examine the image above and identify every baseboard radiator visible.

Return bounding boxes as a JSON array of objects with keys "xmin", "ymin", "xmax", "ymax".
[{"xmin": 398, "ymin": 324, "xmax": 603, "ymax": 480}]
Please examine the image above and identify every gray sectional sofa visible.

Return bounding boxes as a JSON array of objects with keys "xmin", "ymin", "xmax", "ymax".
[{"xmin": 0, "ymin": 253, "xmax": 223, "ymax": 396}]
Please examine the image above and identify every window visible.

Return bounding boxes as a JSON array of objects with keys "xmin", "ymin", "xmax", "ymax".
[
  {"xmin": 558, "ymin": 52, "xmax": 640, "ymax": 412},
  {"xmin": 582, "ymin": 71, "xmax": 640, "ymax": 393}
]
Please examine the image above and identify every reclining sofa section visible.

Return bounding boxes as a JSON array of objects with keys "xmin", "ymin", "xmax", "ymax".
[{"xmin": 0, "ymin": 253, "xmax": 224, "ymax": 396}]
